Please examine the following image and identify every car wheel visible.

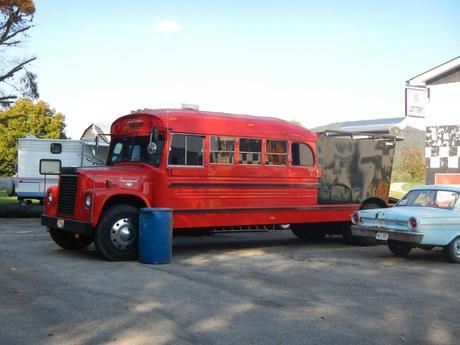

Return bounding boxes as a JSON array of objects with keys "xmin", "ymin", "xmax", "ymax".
[
  {"xmin": 95, "ymin": 205, "xmax": 139, "ymax": 261},
  {"xmin": 291, "ymin": 224, "xmax": 327, "ymax": 240},
  {"xmin": 444, "ymin": 236, "xmax": 460, "ymax": 263},
  {"xmin": 388, "ymin": 240, "xmax": 412, "ymax": 257},
  {"xmin": 49, "ymin": 228, "xmax": 93, "ymax": 250}
]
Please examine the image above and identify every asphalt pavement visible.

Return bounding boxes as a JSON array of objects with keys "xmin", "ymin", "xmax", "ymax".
[{"xmin": 1, "ymin": 218, "xmax": 459, "ymax": 345}]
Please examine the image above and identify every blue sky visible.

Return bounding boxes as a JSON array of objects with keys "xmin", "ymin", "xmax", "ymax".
[{"xmin": 22, "ymin": 1, "xmax": 460, "ymax": 138}]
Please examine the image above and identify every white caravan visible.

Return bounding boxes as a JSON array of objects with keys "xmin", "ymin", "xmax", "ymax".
[{"xmin": 15, "ymin": 137, "xmax": 108, "ymax": 202}]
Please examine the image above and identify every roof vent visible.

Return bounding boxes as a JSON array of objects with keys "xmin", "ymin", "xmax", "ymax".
[{"xmin": 181, "ymin": 103, "xmax": 199, "ymax": 111}]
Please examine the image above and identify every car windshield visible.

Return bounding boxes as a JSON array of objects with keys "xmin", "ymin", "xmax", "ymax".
[
  {"xmin": 397, "ymin": 189, "xmax": 460, "ymax": 210},
  {"xmin": 107, "ymin": 135, "xmax": 164, "ymax": 167}
]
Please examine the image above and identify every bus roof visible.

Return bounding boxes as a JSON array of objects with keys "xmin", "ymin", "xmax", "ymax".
[{"xmin": 113, "ymin": 109, "xmax": 317, "ymax": 141}]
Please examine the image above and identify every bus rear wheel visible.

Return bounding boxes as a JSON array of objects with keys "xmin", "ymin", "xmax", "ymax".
[
  {"xmin": 95, "ymin": 205, "xmax": 139, "ymax": 261},
  {"xmin": 49, "ymin": 228, "xmax": 93, "ymax": 250},
  {"xmin": 291, "ymin": 224, "xmax": 327, "ymax": 240}
]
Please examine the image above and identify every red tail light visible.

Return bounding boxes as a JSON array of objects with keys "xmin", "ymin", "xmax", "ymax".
[
  {"xmin": 408, "ymin": 217, "xmax": 417, "ymax": 229},
  {"xmin": 352, "ymin": 212, "xmax": 360, "ymax": 224}
]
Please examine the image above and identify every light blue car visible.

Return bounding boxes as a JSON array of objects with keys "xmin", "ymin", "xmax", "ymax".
[{"xmin": 351, "ymin": 185, "xmax": 460, "ymax": 263}]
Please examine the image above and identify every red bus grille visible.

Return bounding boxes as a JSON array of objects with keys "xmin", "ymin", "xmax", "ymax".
[{"xmin": 57, "ymin": 174, "xmax": 78, "ymax": 216}]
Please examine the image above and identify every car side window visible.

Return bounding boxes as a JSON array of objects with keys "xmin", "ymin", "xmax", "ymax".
[
  {"xmin": 453, "ymin": 197, "xmax": 460, "ymax": 210},
  {"xmin": 437, "ymin": 191, "xmax": 458, "ymax": 209}
]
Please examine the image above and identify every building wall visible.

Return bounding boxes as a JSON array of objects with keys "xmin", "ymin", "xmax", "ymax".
[{"xmin": 426, "ymin": 82, "xmax": 460, "ymax": 127}]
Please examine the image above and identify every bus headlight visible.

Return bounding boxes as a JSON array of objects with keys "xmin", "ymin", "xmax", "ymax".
[
  {"xmin": 85, "ymin": 194, "xmax": 92, "ymax": 208},
  {"xmin": 47, "ymin": 192, "xmax": 53, "ymax": 204}
]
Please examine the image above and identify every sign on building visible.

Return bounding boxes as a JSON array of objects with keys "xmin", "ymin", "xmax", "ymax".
[{"xmin": 405, "ymin": 86, "xmax": 428, "ymax": 118}]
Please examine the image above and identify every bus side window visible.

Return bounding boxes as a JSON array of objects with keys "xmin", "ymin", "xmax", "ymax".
[
  {"xmin": 292, "ymin": 143, "xmax": 314, "ymax": 166},
  {"xmin": 210, "ymin": 136, "xmax": 234, "ymax": 164},
  {"xmin": 239, "ymin": 138, "xmax": 262, "ymax": 165},
  {"xmin": 168, "ymin": 134, "xmax": 204, "ymax": 166},
  {"xmin": 266, "ymin": 140, "xmax": 287, "ymax": 165},
  {"xmin": 187, "ymin": 135, "xmax": 204, "ymax": 166}
]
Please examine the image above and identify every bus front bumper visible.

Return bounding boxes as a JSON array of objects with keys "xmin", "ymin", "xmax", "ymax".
[{"xmin": 41, "ymin": 215, "xmax": 92, "ymax": 235}]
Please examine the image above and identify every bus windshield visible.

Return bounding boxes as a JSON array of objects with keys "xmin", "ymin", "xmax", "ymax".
[{"xmin": 107, "ymin": 135, "xmax": 164, "ymax": 167}]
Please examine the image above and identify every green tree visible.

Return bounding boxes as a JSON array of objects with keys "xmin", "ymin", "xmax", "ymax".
[
  {"xmin": 398, "ymin": 146, "xmax": 425, "ymax": 183},
  {"xmin": 0, "ymin": 98, "xmax": 66, "ymax": 175},
  {"xmin": 0, "ymin": 0, "xmax": 38, "ymax": 107}
]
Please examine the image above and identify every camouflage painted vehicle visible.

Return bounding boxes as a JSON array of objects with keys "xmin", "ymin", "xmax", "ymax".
[
  {"xmin": 317, "ymin": 131, "xmax": 396, "ymax": 206},
  {"xmin": 312, "ymin": 131, "xmax": 397, "ymax": 244}
]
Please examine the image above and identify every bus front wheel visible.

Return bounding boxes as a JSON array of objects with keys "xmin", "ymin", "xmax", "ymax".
[{"xmin": 95, "ymin": 205, "xmax": 139, "ymax": 261}]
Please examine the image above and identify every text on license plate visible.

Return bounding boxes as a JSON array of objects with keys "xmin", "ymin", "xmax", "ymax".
[{"xmin": 376, "ymin": 232, "xmax": 388, "ymax": 240}]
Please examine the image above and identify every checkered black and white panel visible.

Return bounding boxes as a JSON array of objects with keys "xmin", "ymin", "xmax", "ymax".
[{"xmin": 426, "ymin": 125, "xmax": 460, "ymax": 169}]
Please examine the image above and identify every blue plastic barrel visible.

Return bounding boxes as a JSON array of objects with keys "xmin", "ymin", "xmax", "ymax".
[{"xmin": 139, "ymin": 208, "xmax": 173, "ymax": 264}]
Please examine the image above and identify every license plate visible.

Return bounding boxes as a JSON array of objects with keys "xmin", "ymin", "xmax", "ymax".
[{"xmin": 376, "ymin": 232, "xmax": 388, "ymax": 240}]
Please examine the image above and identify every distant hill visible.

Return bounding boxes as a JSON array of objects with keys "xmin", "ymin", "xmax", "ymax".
[
  {"xmin": 311, "ymin": 122, "xmax": 425, "ymax": 145},
  {"xmin": 390, "ymin": 126, "xmax": 425, "ymax": 148},
  {"xmin": 310, "ymin": 122, "xmax": 344, "ymax": 132}
]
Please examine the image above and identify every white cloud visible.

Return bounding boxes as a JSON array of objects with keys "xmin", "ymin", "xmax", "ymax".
[{"xmin": 153, "ymin": 20, "xmax": 182, "ymax": 33}]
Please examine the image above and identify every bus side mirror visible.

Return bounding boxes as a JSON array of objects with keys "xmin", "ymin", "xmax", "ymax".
[
  {"xmin": 153, "ymin": 128, "xmax": 159, "ymax": 142},
  {"xmin": 92, "ymin": 136, "xmax": 100, "ymax": 158},
  {"xmin": 39, "ymin": 159, "xmax": 61, "ymax": 175},
  {"xmin": 147, "ymin": 128, "xmax": 160, "ymax": 154}
]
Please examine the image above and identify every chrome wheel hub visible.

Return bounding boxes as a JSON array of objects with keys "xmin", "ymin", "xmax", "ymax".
[
  {"xmin": 454, "ymin": 238, "xmax": 460, "ymax": 257},
  {"xmin": 110, "ymin": 218, "xmax": 136, "ymax": 250}
]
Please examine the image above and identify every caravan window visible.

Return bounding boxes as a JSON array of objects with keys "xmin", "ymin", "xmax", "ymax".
[{"xmin": 50, "ymin": 143, "xmax": 62, "ymax": 154}]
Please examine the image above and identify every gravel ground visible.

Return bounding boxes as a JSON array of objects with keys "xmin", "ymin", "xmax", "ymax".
[{"xmin": 1, "ymin": 218, "xmax": 459, "ymax": 345}]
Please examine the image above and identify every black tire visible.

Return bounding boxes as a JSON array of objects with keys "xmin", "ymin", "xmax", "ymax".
[
  {"xmin": 443, "ymin": 236, "xmax": 460, "ymax": 263},
  {"xmin": 291, "ymin": 224, "xmax": 327, "ymax": 240},
  {"xmin": 95, "ymin": 205, "xmax": 139, "ymax": 261},
  {"xmin": 388, "ymin": 240, "xmax": 412, "ymax": 257},
  {"xmin": 343, "ymin": 202, "xmax": 382, "ymax": 246},
  {"xmin": 49, "ymin": 228, "xmax": 93, "ymax": 250}
]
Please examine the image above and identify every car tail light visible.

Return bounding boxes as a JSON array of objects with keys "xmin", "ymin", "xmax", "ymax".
[
  {"xmin": 408, "ymin": 217, "xmax": 417, "ymax": 229},
  {"xmin": 352, "ymin": 212, "xmax": 360, "ymax": 224}
]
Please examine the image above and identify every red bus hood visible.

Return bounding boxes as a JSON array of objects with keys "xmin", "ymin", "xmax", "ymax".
[{"xmin": 77, "ymin": 165, "xmax": 152, "ymax": 191}]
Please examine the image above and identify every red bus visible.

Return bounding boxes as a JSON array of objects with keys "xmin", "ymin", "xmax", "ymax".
[{"xmin": 41, "ymin": 108, "xmax": 395, "ymax": 260}]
